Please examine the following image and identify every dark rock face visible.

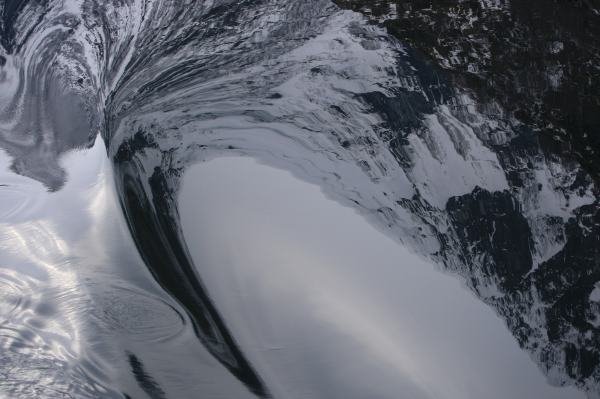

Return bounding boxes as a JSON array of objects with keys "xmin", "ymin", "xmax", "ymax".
[
  {"xmin": 360, "ymin": 90, "xmax": 432, "ymax": 134},
  {"xmin": 334, "ymin": 0, "xmax": 600, "ymax": 395},
  {"xmin": 532, "ymin": 204, "xmax": 600, "ymax": 384},
  {"xmin": 335, "ymin": 0, "xmax": 600, "ymax": 184},
  {"xmin": 447, "ymin": 187, "xmax": 533, "ymax": 290},
  {"xmin": 442, "ymin": 187, "xmax": 600, "ymax": 393}
]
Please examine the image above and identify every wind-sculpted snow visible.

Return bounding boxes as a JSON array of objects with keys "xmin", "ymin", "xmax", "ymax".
[{"xmin": 1, "ymin": 0, "xmax": 599, "ymax": 397}]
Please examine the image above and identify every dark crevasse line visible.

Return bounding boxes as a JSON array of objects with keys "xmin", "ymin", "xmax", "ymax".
[
  {"xmin": 127, "ymin": 352, "xmax": 167, "ymax": 399},
  {"xmin": 111, "ymin": 140, "xmax": 270, "ymax": 398}
]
